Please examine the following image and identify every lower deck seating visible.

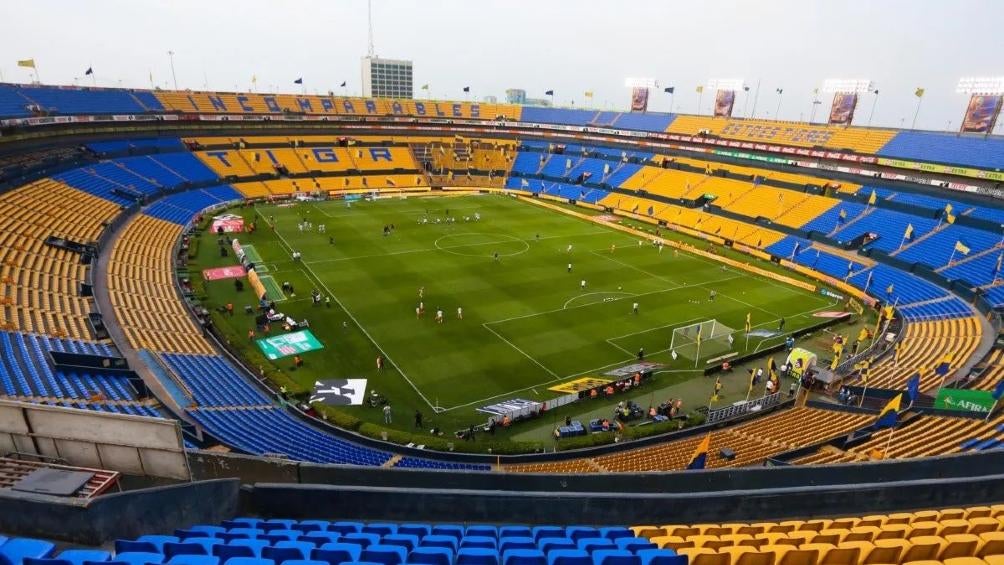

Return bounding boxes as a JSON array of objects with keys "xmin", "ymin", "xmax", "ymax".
[{"xmin": 862, "ymin": 317, "xmax": 981, "ymax": 391}]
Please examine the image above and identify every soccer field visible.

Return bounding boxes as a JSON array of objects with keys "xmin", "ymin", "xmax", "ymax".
[{"xmin": 198, "ymin": 193, "xmax": 837, "ymax": 423}]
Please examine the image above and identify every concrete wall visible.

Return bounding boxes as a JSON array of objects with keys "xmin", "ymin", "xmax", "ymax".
[
  {"xmin": 0, "ymin": 479, "xmax": 239, "ymax": 544},
  {"xmin": 0, "ymin": 400, "xmax": 189, "ymax": 480}
]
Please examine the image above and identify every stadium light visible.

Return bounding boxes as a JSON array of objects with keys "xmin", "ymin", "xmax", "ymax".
[
  {"xmin": 625, "ymin": 77, "xmax": 659, "ymax": 88},
  {"xmin": 956, "ymin": 76, "xmax": 1004, "ymax": 94},
  {"xmin": 705, "ymin": 78, "xmax": 744, "ymax": 92},
  {"xmin": 821, "ymin": 79, "xmax": 872, "ymax": 94}
]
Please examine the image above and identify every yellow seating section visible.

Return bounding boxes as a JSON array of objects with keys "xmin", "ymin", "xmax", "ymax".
[
  {"xmin": 970, "ymin": 349, "xmax": 1004, "ymax": 392},
  {"xmin": 796, "ymin": 410, "xmax": 1004, "ymax": 465},
  {"xmin": 619, "ymin": 166, "xmax": 710, "ymax": 199},
  {"xmin": 0, "ymin": 179, "xmax": 118, "ymax": 339},
  {"xmin": 665, "ymin": 115, "xmax": 897, "ymax": 153},
  {"xmin": 107, "ymin": 215, "xmax": 214, "ymax": 354},
  {"xmin": 632, "ymin": 505, "xmax": 1004, "ymax": 565},
  {"xmin": 863, "ymin": 317, "xmax": 981, "ymax": 391},
  {"xmin": 156, "ymin": 91, "xmax": 522, "ymax": 120},
  {"xmin": 504, "ymin": 408, "xmax": 870, "ymax": 473},
  {"xmin": 194, "ymin": 147, "xmax": 419, "ymax": 178},
  {"xmin": 671, "ymin": 155, "xmax": 862, "ymax": 194},
  {"xmin": 232, "ymin": 175, "xmax": 427, "ymax": 198},
  {"xmin": 427, "ymin": 143, "xmax": 516, "ymax": 173}
]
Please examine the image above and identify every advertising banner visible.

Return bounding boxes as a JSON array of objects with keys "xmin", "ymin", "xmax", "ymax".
[
  {"xmin": 211, "ymin": 214, "xmax": 245, "ymax": 234},
  {"xmin": 202, "ymin": 265, "xmax": 246, "ymax": 281},
  {"xmin": 934, "ymin": 388, "xmax": 996, "ymax": 414},
  {"xmin": 630, "ymin": 87, "xmax": 649, "ymax": 112},
  {"xmin": 828, "ymin": 93, "xmax": 858, "ymax": 125},
  {"xmin": 548, "ymin": 376, "xmax": 612, "ymax": 394},
  {"xmin": 961, "ymin": 94, "xmax": 1003, "ymax": 133},
  {"xmin": 255, "ymin": 329, "xmax": 324, "ymax": 360},
  {"xmin": 714, "ymin": 90, "xmax": 736, "ymax": 117}
]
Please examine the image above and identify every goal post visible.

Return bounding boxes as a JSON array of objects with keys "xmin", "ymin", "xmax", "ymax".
[{"xmin": 670, "ymin": 319, "xmax": 737, "ymax": 367}]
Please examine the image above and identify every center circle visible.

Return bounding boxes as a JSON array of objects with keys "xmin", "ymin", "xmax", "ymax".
[{"xmin": 434, "ymin": 232, "xmax": 530, "ymax": 257}]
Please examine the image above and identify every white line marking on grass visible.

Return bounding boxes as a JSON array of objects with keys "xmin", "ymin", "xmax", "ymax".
[
  {"xmin": 562, "ymin": 291, "xmax": 636, "ymax": 309},
  {"xmin": 481, "ymin": 323, "xmax": 559, "ymax": 378},
  {"xmin": 434, "ymin": 233, "xmax": 530, "ymax": 257},
  {"xmin": 588, "ymin": 249, "xmax": 681, "ymax": 286},
  {"xmin": 270, "ymin": 229, "xmax": 441, "ymax": 412}
]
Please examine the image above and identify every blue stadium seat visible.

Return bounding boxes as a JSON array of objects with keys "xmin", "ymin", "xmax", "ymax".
[
  {"xmin": 312, "ymin": 543, "xmax": 362, "ymax": 565},
  {"xmin": 501, "ymin": 550, "xmax": 546, "ymax": 565},
  {"xmin": 380, "ymin": 536, "xmax": 419, "ymax": 552},
  {"xmin": 459, "ymin": 538, "xmax": 496, "ymax": 551},
  {"xmin": 301, "ymin": 534, "xmax": 341, "ymax": 548},
  {"xmin": 136, "ymin": 537, "xmax": 180, "ymax": 552},
  {"xmin": 263, "ymin": 542, "xmax": 313, "ymax": 563},
  {"xmin": 360, "ymin": 545, "xmax": 407, "ymax": 565},
  {"xmin": 498, "ymin": 540, "xmax": 535, "ymax": 553},
  {"xmin": 635, "ymin": 551, "xmax": 683, "ymax": 565},
  {"xmin": 221, "ymin": 558, "xmax": 273, "ymax": 565},
  {"xmin": 107, "ymin": 553, "xmax": 165, "ymax": 565},
  {"xmin": 455, "ymin": 548, "xmax": 498, "ymax": 565},
  {"xmin": 537, "ymin": 540, "xmax": 575, "ymax": 555},
  {"xmin": 292, "ymin": 522, "xmax": 331, "ymax": 534},
  {"xmin": 405, "ymin": 547, "xmax": 454, "ymax": 565},
  {"xmin": 166, "ymin": 557, "xmax": 219, "ymax": 565},
  {"xmin": 419, "ymin": 537, "xmax": 458, "ymax": 553},
  {"xmin": 589, "ymin": 551, "xmax": 639, "ymax": 565},
  {"xmin": 546, "ymin": 550, "xmax": 591, "ymax": 565},
  {"xmin": 212, "ymin": 546, "xmax": 255, "ymax": 562},
  {"xmin": 396, "ymin": 527, "xmax": 430, "ymax": 540}
]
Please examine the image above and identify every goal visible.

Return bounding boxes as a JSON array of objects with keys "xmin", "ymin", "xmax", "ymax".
[{"xmin": 670, "ymin": 319, "xmax": 736, "ymax": 367}]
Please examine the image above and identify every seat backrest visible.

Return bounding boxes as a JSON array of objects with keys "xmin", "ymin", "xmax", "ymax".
[{"xmin": 312, "ymin": 543, "xmax": 363, "ymax": 565}]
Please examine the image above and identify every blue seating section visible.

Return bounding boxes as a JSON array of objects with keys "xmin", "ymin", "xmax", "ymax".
[
  {"xmin": 160, "ymin": 354, "xmax": 270, "ymax": 407},
  {"xmin": 846, "ymin": 264, "xmax": 948, "ymax": 305},
  {"xmin": 0, "ymin": 521, "xmax": 684, "ymax": 565},
  {"xmin": 394, "ymin": 457, "xmax": 492, "ymax": 471},
  {"xmin": 942, "ymin": 250, "xmax": 1002, "ymax": 287},
  {"xmin": 0, "ymin": 331, "xmax": 131, "ymax": 399},
  {"xmin": 830, "ymin": 208, "xmax": 939, "ymax": 253},
  {"xmin": 0, "ymin": 85, "xmax": 34, "ymax": 118},
  {"xmin": 897, "ymin": 224, "xmax": 1000, "ymax": 271},
  {"xmin": 897, "ymin": 297, "xmax": 971, "ymax": 320},
  {"xmin": 792, "ymin": 248, "xmax": 865, "ymax": 281},
  {"xmin": 8, "ymin": 84, "xmax": 162, "ymax": 116},
  {"xmin": 863, "ymin": 186, "xmax": 971, "ymax": 216},
  {"xmin": 188, "ymin": 407, "xmax": 391, "ymax": 465},
  {"xmin": 520, "ymin": 107, "xmax": 677, "ymax": 133},
  {"xmin": 878, "ymin": 131, "xmax": 1004, "ymax": 170},
  {"xmin": 796, "ymin": 202, "xmax": 867, "ymax": 236},
  {"xmin": 55, "ymin": 162, "xmax": 164, "ymax": 205},
  {"xmin": 503, "ymin": 178, "xmax": 609, "ymax": 204},
  {"xmin": 984, "ymin": 286, "xmax": 1004, "ymax": 308},
  {"xmin": 144, "ymin": 185, "xmax": 243, "ymax": 225},
  {"xmin": 765, "ymin": 236, "xmax": 810, "ymax": 259},
  {"xmin": 150, "ymin": 153, "xmax": 222, "ymax": 183},
  {"xmin": 88, "ymin": 137, "xmax": 187, "ymax": 155}
]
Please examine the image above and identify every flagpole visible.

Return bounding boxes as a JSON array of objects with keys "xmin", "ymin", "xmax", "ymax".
[
  {"xmin": 946, "ymin": 246, "xmax": 957, "ymax": 268},
  {"xmin": 881, "ymin": 425, "xmax": 897, "ymax": 459},
  {"xmin": 986, "ymin": 398, "xmax": 1000, "ymax": 422}
]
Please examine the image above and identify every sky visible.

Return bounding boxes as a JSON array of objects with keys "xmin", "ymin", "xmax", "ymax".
[{"xmin": 1, "ymin": 0, "xmax": 1002, "ymax": 132}]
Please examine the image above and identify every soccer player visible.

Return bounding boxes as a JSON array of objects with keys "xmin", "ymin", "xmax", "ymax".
[
  {"xmin": 419, "ymin": 301, "xmax": 425, "ymax": 316},
  {"xmin": 436, "ymin": 308, "xmax": 444, "ymax": 324},
  {"xmin": 415, "ymin": 306, "xmax": 421, "ymax": 319},
  {"xmin": 319, "ymin": 224, "xmax": 326, "ymax": 233},
  {"xmin": 709, "ymin": 290, "xmax": 717, "ymax": 302},
  {"xmin": 610, "ymin": 243, "xmax": 616, "ymax": 253},
  {"xmin": 493, "ymin": 252, "xmax": 500, "ymax": 263},
  {"xmin": 419, "ymin": 286, "xmax": 424, "ymax": 299},
  {"xmin": 581, "ymin": 279, "xmax": 587, "ymax": 289},
  {"xmin": 633, "ymin": 302, "xmax": 639, "ymax": 315},
  {"xmin": 567, "ymin": 263, "xmax": 572, "ymax": 273},
  {"xmin": 566, "ymin": 244, "xmax": 573, "ymax": 253},
  {"xmin": 457, "ymin": 306, "xmax": 463, "ymax": 320}
]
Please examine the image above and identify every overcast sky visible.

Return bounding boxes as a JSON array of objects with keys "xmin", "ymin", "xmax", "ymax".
[{"xmin": 1, "ymin": 0, "xmax": 1002, "ymax": 132}]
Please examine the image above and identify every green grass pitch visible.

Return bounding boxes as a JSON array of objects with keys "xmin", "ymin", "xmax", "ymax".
[{"xmin": 194, "ymin": 194, "xmax": 838, "ymax": 435}]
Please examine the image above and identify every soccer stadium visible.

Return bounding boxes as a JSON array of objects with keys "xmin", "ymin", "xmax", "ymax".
[{"xmin": 2, "ymin": 0, "xmax": 1004, "ymax": 562}]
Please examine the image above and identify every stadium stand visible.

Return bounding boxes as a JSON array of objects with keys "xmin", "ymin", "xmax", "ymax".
[
  {"xmin": 664, "ymin": 115, "xmax": 897, "ymax": 152},
  {"xmin": 879, "ymin": 130, "xmax": 1004, "ymax": 170}
]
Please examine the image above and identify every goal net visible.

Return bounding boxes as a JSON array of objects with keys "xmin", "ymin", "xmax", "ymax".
[{"xmin": 670, "ymin": 319, "xmax": 736, "ymax": 365}]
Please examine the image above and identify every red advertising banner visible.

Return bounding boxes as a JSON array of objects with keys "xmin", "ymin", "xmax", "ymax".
[
  {"xmin": 714, "ymin": 90, "xmax": 735, "ymax": 117},
  {"xmin": 203, "ymin": 265, "xmax": 246, "ymax": 281},
  {"xmin": 961, "ymin": 94, "xmax": 1003, "ymax": 133},
  {"xmin": 828, "ymin": 93, "xmax": 858, "ymax": 125},
  {"xmin": 211, "ymin": 214, "xmax": 245, "ymax": 233},
  {"xmin": 630, "ymin": 87, "xmax": 649, "ymax": 112}
]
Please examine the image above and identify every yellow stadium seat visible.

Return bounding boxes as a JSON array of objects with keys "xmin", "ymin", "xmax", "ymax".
[
  {"xmin": 844, "ymin": 526, "xmax": 881, "ymax": 542},
  {"xmin": 776, "ymin": 548, "xmax": 819, "ymax": 565},
  {"xmin": 967, "ymin": 518, "xmax": 1001, "ymax": 535},
  {"xmin": 650, "ymin": 536, "xmax": 693, "ymax": 551},
  {"xmin": 941, "ymin": 509, "xmax": 969, "ymax": 521},
  {"xmin": 877, "ymin": 524, "xmax": 912, "ymax": 540},
  {"xmin": 942, "ymin": 559, "xmax": 989, "ymax": 565},
  {"xmin": 631, "ymin": 526, "xmax": 664, "ymax": 538},
  {"xmin": 664, "ymin": 526, "xmax": 701, "ymax": 538},
  {"xmin": 755, "ymin": 533, "xmax": 789, "ymax": 546},
  {"xmin": 942, "ymin": 520, "xmax": 976, "ymax": 537},
  {"xmin": 909, "ymin": 522, "xmax": 941, "ymax": 538},
  {"xmin": 811, "ymin": 531, "xmax": 845, "ymax": 545},
  {"xmin": 912, "ymin": 511, "xmax": 942, "ymax": 523},
  {"xmin": 677, "ymin": 547, "xmax": 728, "ymax": 565},
  {"xmin": 802, "ymin": 520, "xmax": 833, "ymax": 532},
  {"xmin": 941, "ymin": 534, "xmax": 982, "ymax": 560},
  {"xmin": 901, "ymin": 536, "xmax": 948, "ymax": 562},
  {"xmin": 966, "ymin": 507, "xmax": 993, "ymax": 519},
  {"xmin": 800, "ymin": 543, "xmax": 859, "ymax": 565},
  {"xmin": 886, "ymin": 513, "xmax": 915, "ymax": 525},
  {"xmin": 978, "ymin": 532, "xmax": 1004, "ymax": 557},
  {"xmin": 985, "ymin": 554, "xmax": 1004, "ymax": 565},
  {"xmin": 857, "ymin": 516, "xmax": 888, "ymax": 528}
]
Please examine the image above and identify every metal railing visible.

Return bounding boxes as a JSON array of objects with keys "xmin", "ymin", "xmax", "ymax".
[{"xmin": 707, "ymin": 391, "xmax": 784, "ymax": 424}]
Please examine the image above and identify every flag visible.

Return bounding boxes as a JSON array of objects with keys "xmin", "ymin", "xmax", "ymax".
[
  {"xmin": 838, "ymin": 209, "xmax": 847, "ymax": 222},
  {"xmin": 294, "ymin": 78, "xmax": 303, "ymax": 84},
  {"xmin": 993, "ymin": 379, "xmax": 1004, "ymax": 401},
  {"xmin": 386, "ymin": 177, "xmax": 396, "ymax": 187},
  {"xmin": 954, "ymin": 241, "xmax": 970, "ymax": 255},
  {"xmin": 545, "ymin": 90, "xmax": 554, "ymax": 96},
  {"xmin": 904, "ymin": 223, "xmax": 914, "ymax": 241},
  {"xmin": 463, "ymin": 86, "xmax": 470, "ymax": 93},
  {"xmin": 944, "ymin": 203, "xmax": 953, "ymax": 215},
  {"xmin": 340, "ymin": 81, "xmax": 347, "ymax": 87},
  {"xmin": 584, "ymin": 91, "xmax": 594, "ymax": 99},
  {"xmin": 776, "ymin": 88, "xmax": 784, "ymax": 94},
  {"xmin": 686, "ymin": 435, "xmax": 711, "ymax": 470},
  {"xmin": 664, "ymin": 87, "xmax": 674, "ymax": 94},
  {"xmin": 767, "ymin": 357, "xmax": 778, "ymax": 381},
  {"xmin": 947, "ymin": 212, "xmax": 956, "ymax": 224},
  {"xmin": 520, "ymin": 178, "xmax": 529, "ymax": 188},
  {"xmin": 867, "ymin": 190, "xmax": 877, "ymax": 205},
  {"xmin": 744, "ymin": 312, "xmax": 751, "ymax": 334},
  {"xmin": 696, "ymin": 85, "xmax": 704, "ymax": 94},
  {"xmin": 85, "ymin": 67, "xmax": 93, "ymax": 76},
  {"xmin": 696, "ymin": 325, "xmax": 703, "ymax": 348},
  {"xmin": 421, "ymin": 84, "xmax": 430, "ymax": 90},
  {"xmin": 886, "ymin": 283, "xmax": 894, "ymax": 295},
  {"xmin": 906, "ymin": 373, "xmax": 920, "ymax": 404},
  {"xmin": 17, "ymin": 59, "xmax": 35, "ymax": 69},
  {"xmin": 915, "ymin": 87, "xmax": 925, "ymax": 98},
  {"xmin": 830, "ymin": 349, "xmax": 842, "ymax": 370},
  {"xmin": 875, "ymin": 394, "xmax": 902, "ymax": 428},
  {"xmin": 934, "ymin": 354, "xmax": 952, "ymax": 377}
]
